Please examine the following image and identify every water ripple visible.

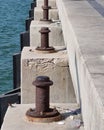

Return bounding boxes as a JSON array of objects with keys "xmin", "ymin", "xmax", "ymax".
[{"xmin": 0, "ymin": 0, "xmax": 32, "ymax": 94}]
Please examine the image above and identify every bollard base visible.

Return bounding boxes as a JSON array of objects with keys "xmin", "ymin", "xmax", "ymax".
[
  {"xmin": 26, "ymin": 114, "xmax": 62, "ymax": 123},
  {"xmin": 1, "ymin": 103, "xmax": 84, "ymax": 130},
  {"xmin": 36, "ymin": 46, "xmax": 55, "ymax": 52},
  {"xmin": 26, "ymin": 108, "xmax": 62, "ymax": 123}
]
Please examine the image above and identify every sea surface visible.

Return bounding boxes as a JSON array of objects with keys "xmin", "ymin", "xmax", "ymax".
[{"xmin": 0, "ymin": 0, "xmax": 32, "ymax": 94}]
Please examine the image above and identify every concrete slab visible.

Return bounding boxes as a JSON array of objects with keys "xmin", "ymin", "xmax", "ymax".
[
  {"xmin": 21, "ymin": 46, "xmax": 76, "ymax": 104},
  {"xmin": 1, "ymin": 103, "xmax": 84, "ymax": 130},
  {"xmin": 56, "ymin": 0, "xmax": 104, "ymax": 130},
  {"xmin": 36, "ymin": 0, "xmax": 56, "ymax": 8},
  {"xmin": 97, "ymin": 0, "xmax": 104, "ymax": 7},
  {"xmin": 30, "ymin": 21, "xmax": 65, "ymax": 46},
  {"xmin": 85, "ymin": 58, "xmax": 104, "ymax": 105},
  {"xmin": 64, "ymin": 1, "xmax": 102, "ymax": 17},
  {"xmin": 34, "ymin": 7, "xmax": 59, "ymax": 21}
]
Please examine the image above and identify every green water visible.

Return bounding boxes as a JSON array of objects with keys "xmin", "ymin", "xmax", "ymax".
[{"xmin": 0, "ymin": 0, "xmax": 32, "ymax": 94}]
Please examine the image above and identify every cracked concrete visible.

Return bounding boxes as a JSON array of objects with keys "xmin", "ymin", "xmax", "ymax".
[
  {"xmin": 21, "ymin": 46, "xmax": 76, "ymax": 104},
  {"xmin": 1, "ymin": 104, "xmax": 84, "ymax": 130}
]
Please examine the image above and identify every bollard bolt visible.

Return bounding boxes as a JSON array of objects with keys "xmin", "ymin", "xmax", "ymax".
[
  {"xmin": 26, "ymin": 76, "xmax": 62, "ymax": 123},
  {"xmin": 36, "ymin": 27, "xmax": 55, "ymax": 52}
]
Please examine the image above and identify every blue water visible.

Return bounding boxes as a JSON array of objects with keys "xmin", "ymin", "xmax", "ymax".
[{"xmin": 0, "ymin": 0, "xmax": 32, "ymax": 94}]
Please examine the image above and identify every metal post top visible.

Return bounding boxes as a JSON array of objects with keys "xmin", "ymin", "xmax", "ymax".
[
  {"xmin": 39, "ymin": 27, "xmax": 50, "ymax": 33},
  {"xmin": 33, "ymin": 76, "xmax": 53, "ymax": 87}
]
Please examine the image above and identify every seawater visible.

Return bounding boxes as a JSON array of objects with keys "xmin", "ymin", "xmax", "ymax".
[{"xmin": 0, "ymin": 0, "xmax": 32, "ymax": 94}]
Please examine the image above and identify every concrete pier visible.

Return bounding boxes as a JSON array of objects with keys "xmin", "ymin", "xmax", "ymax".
[
  {"xmin": 1, "ymin": 103, "xmax": 84, "ymax": 130},
  {"xmin": 56, "ymin": 0, "xmax": 104, "ymax": 129},
  {"xmin": 30, "ymin": 21, "xmax": 64, "ymax": 46},
  {"xmin": 2, "ymin": 0, "xmax": 104, "ymax": 129},
  {"xmin": 21, "ymin": 46, "xmax": 76, "ymax": 104},
  {"xmin": 34, "ymin": 7, "xmax": 59, "ymax": 21}
]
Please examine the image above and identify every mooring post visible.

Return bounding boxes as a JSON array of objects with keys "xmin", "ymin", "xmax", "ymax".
[
  {"xmin": 36, "ymin": 27, "xmax": 55, "ymax": 51},
  {"xmin": 33, "ymin": 76, "xmax": 53, "ymax": 113},
  {"xmin": 41, "ymin": 0, "xmax": 51, "ymax": 21},
  {"xmin": 26, "ymin": 76, "xmax": 62, "ymax": 122}
]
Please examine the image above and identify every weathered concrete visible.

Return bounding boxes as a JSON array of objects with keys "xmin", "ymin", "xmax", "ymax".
[
  {"xmin": 36, "ymin": 0, "xmax": 56, "ymax": 8},
  {"xmin": 30, "ymin": 21, "xmax": 65, "ymax": 46},
  {"xmin": 1, "ymin": 103, "xmax": 84, "ymax": 130},
  {"xmin": 34, "ymin": 7, "xmax": 59, "ymax": 21},
  {"xmin": 21, "ymin": 46, "xmax": 76, "ymax": 104},
  {"xmin": 56, "ymin": 0, "xmax": 104, "ymax": 130}
]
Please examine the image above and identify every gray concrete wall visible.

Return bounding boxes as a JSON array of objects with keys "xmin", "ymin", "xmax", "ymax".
[
  {"xmin": 56, "ymin": 0, "xmax": 104, "ymax": 130},
  {"xmin": 21, "ymin": 47, "xmax": 76, "ymax": 104},
  {"xmin": 1, "ymin": 103, "xmax": 84, "ymax": 130},
  {"xmin": 34, "ymin": 7, "xmax": 59, "ymax": 21}
]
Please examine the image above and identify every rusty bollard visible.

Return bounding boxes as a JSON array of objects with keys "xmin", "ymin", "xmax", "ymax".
[
  {"xmin": 26, "ymin": 76, "xmax": 62, "ymax": 123},
  {"xmin": 36, "ymin": 27, "xmax": 55, "ymax": 52},
  {"xmin": 41, "ymin": 0, "xmax": 52, "ymax": 22}
]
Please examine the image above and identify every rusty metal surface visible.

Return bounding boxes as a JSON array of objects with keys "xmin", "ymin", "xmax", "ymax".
[
  {"xmin": 44, "ymin": 0, "xmax": 49, "ymax": 7},
  {"xmin": 33, "ymin": 76, "xmax": 53, "ymax": 113},
  {"xmin": 26, "ymin": 108, "xmax": 60, "ymax": 118},
  {"xmin": 26, "ymin": 114, "xmax": 62, "ymax": 123},
  {"xmin": 39, "ymin": 27, "xmax": 50, "ymax": 49},
  {"xmin": 26, "ymin": 76, "xmax": 62, "ymax": 122},
  {"xmin": 36, "ymin": 27, "xmax": 55, "ymax": 52},
  {"xmin": 41, "ymin": 0, "xmax": 52, "ymax": 21}
]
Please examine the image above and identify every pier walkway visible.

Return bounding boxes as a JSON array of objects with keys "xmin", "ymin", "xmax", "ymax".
[
  {"xmin": 56, "ymin": 0, "xmax": 104, "ymax": 130},
  {"xmin": 1, "ymin": 0, "xmax": 104, "ymax": 130}
]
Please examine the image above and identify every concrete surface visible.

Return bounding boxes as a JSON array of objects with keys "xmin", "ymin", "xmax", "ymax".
[
  {"xmin": 1, "ymin": 103, "xmax": 84, "ymax": 130},
  {"xmin": 30, "ymin": 21, "xmax": 65, "ymax": 46},
  {"xmin": 34, "ymin": 7, "xmax": 59, "ymax": 21},
  {"xmin": 36, "ymin": 0, "xmax": 56, "ymax": 8},
  {"xmin": 56, "ymin": 0, "xmax": 104, "ymax": 130},
  {"xmin": 21, "ymin": 46, "xmax": 76, "ymax": 104}
]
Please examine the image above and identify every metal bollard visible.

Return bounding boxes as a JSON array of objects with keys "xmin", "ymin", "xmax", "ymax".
[
  {"xmin": 26, "ymin": 76, "xmax": 62, "ymax": 123},
  {"xmin": 34, "ymin": 76, "xmax": 53, "ymax": 113},
  {"xmin": 36, "ymin": 27, "xmax": 55, "ymax": 52},
  {"xmin": 41, "ymin": 0, "xmax": 52, "ymax": 22}
]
